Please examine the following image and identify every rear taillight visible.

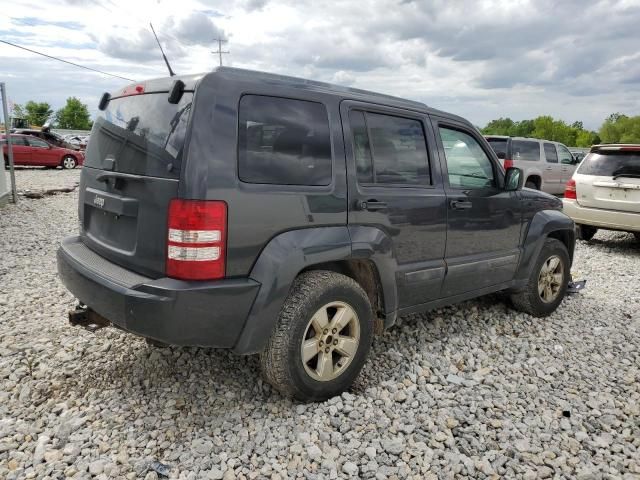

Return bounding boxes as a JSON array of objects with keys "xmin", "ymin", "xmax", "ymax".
[
  {"xmin": 503, "ymin": 159, "xmax": 514, "ymax": 169},
  {"xmin": 564, "ymin": 179, "xmax": 577, "ymax": 199},
  {"xmin": 166, "ymin": 199, "xmax": 227, "ymax": 280}
]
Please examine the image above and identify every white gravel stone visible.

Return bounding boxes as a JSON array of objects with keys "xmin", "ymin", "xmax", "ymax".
[{"xmin": 0, "ymin": 168, "xmax": 639, "ymax": 479}]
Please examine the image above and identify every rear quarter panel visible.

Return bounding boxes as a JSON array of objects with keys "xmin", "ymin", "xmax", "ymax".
[{"xmin": 182, "ymin": 73, "xmax": 349, "ymax": 277}]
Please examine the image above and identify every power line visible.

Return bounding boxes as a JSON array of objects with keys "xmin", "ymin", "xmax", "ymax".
[
  {"xmin": 0, "ymin": 39, "xmax": 136, "ymax": 82},
  {"xmin": 212, "ymin": 38, "xmax": 229, "ymax": 67}
]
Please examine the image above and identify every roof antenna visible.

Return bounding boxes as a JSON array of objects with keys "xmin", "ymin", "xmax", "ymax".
[{"xmin": 150, "ymin": 22, "xmax": 175, "ymax": 77}]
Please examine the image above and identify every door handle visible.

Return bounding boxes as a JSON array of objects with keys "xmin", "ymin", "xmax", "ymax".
[
  {"xmin": 360, "ymin": 200, "xmax": 388, "ymax": 211},
  {"xmin": 450, "ymin": 200, "xmax": 472, "ymax": 210},
  {"xmin": 545, "ymin": 167, "xmax": 553, "ymax": 171}
]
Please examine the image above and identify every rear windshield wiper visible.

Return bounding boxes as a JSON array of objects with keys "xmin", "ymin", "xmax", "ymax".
[{"xmin": 612, "ymin": 171, "xmax": 640, "ymax": 180}]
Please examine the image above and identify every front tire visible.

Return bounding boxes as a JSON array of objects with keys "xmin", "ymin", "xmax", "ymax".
[
  {"xmin": 577, "ymin": 224, "xmax": 597, "ymax": 241},
  {"xmin": 510, "ymin": 238, "xmax": 570, "ymax": 317},
  {"xmin": 260, "ymin": 271, "xmax": 374, "ymax": 402},
  {"xmin": 61, "ymin": 155, "xmax": 77, "ymax": 169},
  {"xmin": 525, "ymin": 180, "xmax": 538, "ymax": 190}
]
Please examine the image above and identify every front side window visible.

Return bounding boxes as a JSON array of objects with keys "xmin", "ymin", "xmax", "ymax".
[
  {"xmin": 238, "ymin": 95, "xmax": 332, "ymax": 186},
  {"xmin": 556, "ymin": 144, "xmax": 574, "ymax": 164},
  {"xmin": 27, "ymin": 137, "xmax": 49, "ymax": 148},
  {"xmin": 349, "ymin": 110, "xmax": 430, "ymax": 186},
  {"xmin": 544, "ymin": 143, "xmax": 558, "ymax": 163},
  {"xmin": 512, "ymin": 140, "xmax": 540, "ymax": 161},
  {"xmin": 439, "ymin": 127, "xmax": 495, "ymax": 189}
]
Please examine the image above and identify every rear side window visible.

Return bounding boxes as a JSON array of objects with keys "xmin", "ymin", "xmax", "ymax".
[
  {"xmin": 578, "ymin": 152, "xmax": 640, "ymax": 177},
  {"xmin": 350, "ymin": 110, "xmax": 430, "ymax": 186},
  {"xmin": 86, "ymin": 92, "xmax": 193, "ymax": 179},
  {"xmin": 512, "ymin": 140, "xmax": 540, "ymax": 161},
  {"xmin": 486, "ymin": 138, "xmax": 508, "ymax": 157},
  {"xmin": 238, "ymin": 95, "xmax": 332, "ymax": 186},
  {"xmin": 544, "ymin": 143, "xmax": 558, "ymax": 163}
]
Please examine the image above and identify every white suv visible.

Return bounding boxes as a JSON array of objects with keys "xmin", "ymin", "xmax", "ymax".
[
  {"xmin": 563, "ymin": 144, "xmax": 640, "ymax": 241},
  {"xmin": 485, "ymin": 136, "xmax": 579, "ymax": 194}
]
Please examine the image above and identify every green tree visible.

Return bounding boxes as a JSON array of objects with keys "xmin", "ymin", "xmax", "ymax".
[
  {"xmin": 575, "ymin": 130, "xmax": 599, "ymax": 148},
  {"xmin": 24, "ymin": 101, "xmax": 53, "ymax": 127},
  {"xmin": 55, "ymin": 97, "xmax": 92, "ymax": 130},
  {"xmin": 11, "ymin": 103, "xmax": 25, "ymax": 118},
  {"xmin": 599, "ymin": 114, "xmax": 640, "ymax": 143},
  {"xmin": 481, "ymin": 117, "xmax": 515, "ymax": 135},
  {"xmin": 512, "ymin": 119, "xmax": 535, "ymax": 137},
  {"xmin": 571, "ymin": 121, "xmax": 584, "ymax": 130}
]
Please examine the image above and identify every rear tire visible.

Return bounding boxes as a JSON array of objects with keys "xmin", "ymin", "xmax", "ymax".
[
  {"xmin": 510, "ymin": 238, "xmax": 570, "ymax": 317},
  {"xmin": 145, "ymin": 338, "xmax": 169, "ymax": 348},
  {"xmin": 577, "ymin": 224, "xmax": 597, "ymax": 241},
  {"xmin": 61, "ymin": 155, "xmax": 77, "ymax": 169},
  {"xmin": 634, "ymin": 232, "xmax": 640, "ymax": 242},
  {"xmin": 525, "ymin": 180, "xmax": 538, "ymax": 190},
  {"xmin": 260, "ymin": 271, "xmax": 374, "ymax": 402}
]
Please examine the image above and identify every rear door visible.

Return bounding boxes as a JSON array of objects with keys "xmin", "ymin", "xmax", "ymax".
[
  {"xmin": 79, "ymin": 88, "xmax": 194, "ymax": 278},
  {"xmin": 574, "ymin": 149, "xmax": 640, "ymax": 213},
  {"xmin": 432, "ymin": 118, "xmax": 522, "ymax": 297},
  {"xmin": 341, "ymin": 102, "xmax": 447, "ymax": 307},
  {"xmin": 3, "ymin": 136, "xmax": 31, "ymax": 164}
]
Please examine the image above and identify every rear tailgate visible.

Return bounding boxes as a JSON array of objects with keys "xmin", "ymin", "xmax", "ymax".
[
  {"xmin": 575, "ymin": 150, "xmax": 640, "ymax": 214},
  {"xmin": 79, "ymin": 85, "xmax": 194, "ymax": 278}
]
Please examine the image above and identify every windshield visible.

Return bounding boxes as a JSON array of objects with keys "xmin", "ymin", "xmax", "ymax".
[
  {"xmin": 578, "ymin": 151, "xmax": 640, "ymax": 177},
  {"xmin": 84, "ymin": 92, "xmax": 193, "ymax": 178}
]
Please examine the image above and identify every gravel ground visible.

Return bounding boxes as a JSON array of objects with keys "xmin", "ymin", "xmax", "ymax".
[{"xmin": 0, "ymin": 168, "xmax": 638, "ymax": 479}]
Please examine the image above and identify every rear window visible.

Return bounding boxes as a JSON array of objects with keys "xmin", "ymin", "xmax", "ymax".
[
  {"xmin": 84, "ymin": 92, "xmax": 193, "ymax": 178},
  {"xmin": 512, "ymin": 140, "xmax": 539, "ymax": 161},
  {"xmin": 486, "ymin": 138, "xmax": 508, "ymax": 157},
  {"xmin": 238, "ymin": 95, "xmax": 332, "ymax": 186},
  {"xmin": 578, "ymin": 151, "xmax": 640, "ymax": 177}
]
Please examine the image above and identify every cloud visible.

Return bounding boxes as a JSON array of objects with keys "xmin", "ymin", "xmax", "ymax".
[
  {"xmin": 1, "ymin": 0, "xmax": 639, "ymax": 131},
  {"xmin": 168, "ymin": 12, "xmax": 225, "ymax": 46}
]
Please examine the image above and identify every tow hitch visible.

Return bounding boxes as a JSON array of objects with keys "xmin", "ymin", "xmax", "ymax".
[{"xmin": 68, "ymin": 305, "xmax": 111, "ymax": 332}]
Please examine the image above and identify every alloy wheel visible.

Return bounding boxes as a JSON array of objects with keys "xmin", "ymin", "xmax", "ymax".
[
  {"xmin": 538, "ymin": 255, "xmax": 564, "ymax": 303},
  {"xmin": 301, "ymin": 301, "xmax": 361, "ymax": 382}
]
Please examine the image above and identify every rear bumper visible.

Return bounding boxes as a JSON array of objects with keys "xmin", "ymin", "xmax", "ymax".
[
  {"xmin": 57, "ymin": 236, "xmax": 260, "ymax": 348},
  {"xmin": 562, "ymin": 199, "xmax": 640, "ymax": 232}
]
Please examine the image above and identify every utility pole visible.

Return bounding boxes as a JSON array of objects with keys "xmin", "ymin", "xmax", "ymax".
[{"xmin": 212, "ymin": 38, "xmax": 229, "ymax": 67}]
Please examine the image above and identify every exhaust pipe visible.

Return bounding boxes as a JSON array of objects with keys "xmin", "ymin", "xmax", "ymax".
[{"xmin": 68, "ymin": 305, "xmax": 111, "ymax": 332}]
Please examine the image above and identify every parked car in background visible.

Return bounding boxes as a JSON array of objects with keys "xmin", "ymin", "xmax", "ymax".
[
  {"xmin": 1, "ymin": 134, "xmax": 84, "ymax": 169},
  {"xmin": 485, "ymin": 135, "xmax": 579, "ymax": 194},
  {"xmin": 57, "ymin": 67, "xmax": 576, "ymax": 401},
  {"xmin": 569, "ymin": 148, "xmax": 589, "ymax": 163},
  {"xmin": 13, "ymin": 128, "xmax": 80, "ymax": 151},
  {"xmin": 64, "ymin": 135, "xmax": 89, "ymax": 150},
  {"xmin": 563, "ymin": 144, "xmax": 640, "ymax": 241}
]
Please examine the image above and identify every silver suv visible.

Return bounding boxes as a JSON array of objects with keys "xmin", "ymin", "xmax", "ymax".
[{"xmin": 485, "ymin": 136, "xmax": 579, "ymax": 194}]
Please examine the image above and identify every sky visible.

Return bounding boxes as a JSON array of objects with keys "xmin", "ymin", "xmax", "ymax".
[{"xmin": 0, "ymin": 0, "xmax": 639, "ymax": 130}]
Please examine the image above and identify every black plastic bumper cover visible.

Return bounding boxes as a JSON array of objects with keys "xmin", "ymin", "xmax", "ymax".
[{"xmin": 57, "ymin": 236, "xmax": 260, "ymax": 348}]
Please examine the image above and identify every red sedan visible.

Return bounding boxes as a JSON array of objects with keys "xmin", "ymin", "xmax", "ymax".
[{"xmin": 2, "ymin": 134, "xmax": 84, "ymax": 169}]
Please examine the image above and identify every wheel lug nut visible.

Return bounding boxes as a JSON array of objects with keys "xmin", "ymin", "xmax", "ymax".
[
  {"xmin": 319, "ymin": 340, "xmax": 323, "ymax": 346},
  {"xmin": 323, "ymin": 329, "xmax": 328, "ymax": 334},
  {"xmin": 333, "ymin": 340, "xmax": 338, "ymax": 345},
  {"xmin": 332, "ymin": 328, "xmax": 337, "ymax": 334},
  {"xmin": 325, "ymin": 347, "xmax": 330, "ymax": 353}
]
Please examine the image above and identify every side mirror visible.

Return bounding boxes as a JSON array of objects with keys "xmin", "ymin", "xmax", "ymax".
[
  {"xmin": 497, "ymin": 151, "xmax": 506, "ymax": 160},
  {"xmin": 504, "ymin": 167, "xmax": 524, "ymax": 191}
]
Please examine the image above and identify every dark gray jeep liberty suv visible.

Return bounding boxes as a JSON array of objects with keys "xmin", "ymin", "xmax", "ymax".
[{"xmin": 57, "ymin": 67, "xmax": 575, "ymax": 401}]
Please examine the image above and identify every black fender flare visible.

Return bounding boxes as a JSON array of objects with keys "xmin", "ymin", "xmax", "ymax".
[
  {"xmin": 514, "ymin": 210, "xmax": 576, "ymax": 285},
  {"xmin": 232, "ymin": 226, "xmax": 399, "ymax": 354}
]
